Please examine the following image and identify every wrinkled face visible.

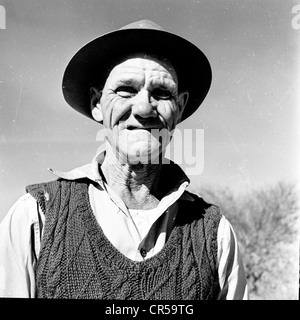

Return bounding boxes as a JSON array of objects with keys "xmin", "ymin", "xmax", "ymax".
[{"xmin": 95, "ymin": 57, "xmax": 187, "ymax": 164}]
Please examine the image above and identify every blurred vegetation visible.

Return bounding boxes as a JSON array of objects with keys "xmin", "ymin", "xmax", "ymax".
[{"xmin": 190, "ymin": 181, "xmax": 299, "ymax": 300}]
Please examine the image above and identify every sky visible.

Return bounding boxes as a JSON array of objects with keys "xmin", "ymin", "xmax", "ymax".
[{"xmin": 0, "ymin": 0, "xmax": 299, "ymax": 221}]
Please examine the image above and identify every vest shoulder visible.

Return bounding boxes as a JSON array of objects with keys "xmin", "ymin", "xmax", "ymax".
[
  {"xmin": 26, "ymin": 178, "xmax": 89, "ymax": 192},
  {"xmin": 182, "ymin": 191, "xmax": 220, "ymax": 213},
  {"xmin": 25, "ymin": 178, "xmax": 89, "ymax": 213},
  {"xmin": 177, "ymin": 191, "xmax": 222, "ymax": 225}
]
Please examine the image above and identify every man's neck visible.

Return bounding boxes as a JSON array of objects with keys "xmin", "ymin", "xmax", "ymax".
[{"xmin": 101, "ymin": 142, "xmax": 163, "ymax": 210}]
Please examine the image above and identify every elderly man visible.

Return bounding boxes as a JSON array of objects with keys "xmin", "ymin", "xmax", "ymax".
[{"xmin": 0, "ymin": 20, "xmax": 248, "ymax": 299}]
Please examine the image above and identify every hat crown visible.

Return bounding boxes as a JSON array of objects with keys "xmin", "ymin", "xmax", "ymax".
[{"xmin": 120, "ymin": 20, "xmax": 164, "ymax": 31}]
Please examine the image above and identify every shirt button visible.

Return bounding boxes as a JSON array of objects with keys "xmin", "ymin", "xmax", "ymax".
[{"xmin": 140, "ymin": 248, "xmax": 147, "ymax": 258}]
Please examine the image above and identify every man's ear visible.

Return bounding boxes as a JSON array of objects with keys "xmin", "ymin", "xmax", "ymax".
[
  {"xmin": 90, "ymin": 86, "xmax": 103, "ymax": 123},
  {"xmin": 177, "ymin": 91, "xmax": 189, "ymax": 123}
]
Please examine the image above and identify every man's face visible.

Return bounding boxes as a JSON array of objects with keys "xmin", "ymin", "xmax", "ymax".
[{"xmin": 96, "ymin": 56, "xmax": 187, "ymax": 164}]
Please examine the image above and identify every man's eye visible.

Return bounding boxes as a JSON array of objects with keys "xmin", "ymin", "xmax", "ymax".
[
  {"xmin": 115, "ymin": 86, "xmax": 137, "ymax": 97},
  {"xmin": 152, "ymin": 88, "xmax": 173, "ymax": 100}
]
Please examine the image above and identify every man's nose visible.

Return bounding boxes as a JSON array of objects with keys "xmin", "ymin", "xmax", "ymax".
[{"xmin": 131, "ymin": 90, "xmax": 157, "ymax": 118}]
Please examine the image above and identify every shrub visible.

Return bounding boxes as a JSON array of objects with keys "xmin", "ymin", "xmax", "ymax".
[{"xmin": 190, "ymin": 181, "xmax": 299, "ymax": 300}]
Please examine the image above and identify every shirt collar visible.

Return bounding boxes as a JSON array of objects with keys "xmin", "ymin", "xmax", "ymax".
[
  {"xmin": 48, "ymin": 144, "xmax": 106, "ymax": 182},
  {"xmin": 48, "ymin": 144, "xmax": 194, "ymax": 202}
]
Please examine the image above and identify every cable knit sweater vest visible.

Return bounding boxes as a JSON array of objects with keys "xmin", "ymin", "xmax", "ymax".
[{"xmin": 26, "ymin": 179, "xmax": 221, "ymax": 299}]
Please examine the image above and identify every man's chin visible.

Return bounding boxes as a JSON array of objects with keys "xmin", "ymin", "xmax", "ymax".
[{"xmin": 119, "ymin": 149, "xmax": 162, "ymax": 165}]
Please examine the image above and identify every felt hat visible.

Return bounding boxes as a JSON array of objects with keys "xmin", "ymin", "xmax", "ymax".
[{"xmin": 62, "ymin": 20, "xmax": 212, "ymax": 122}]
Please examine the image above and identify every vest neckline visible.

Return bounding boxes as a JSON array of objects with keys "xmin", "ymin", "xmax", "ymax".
[{"xmin": 78, "ymin": 181, "xmax": 183, "ymax": 272}]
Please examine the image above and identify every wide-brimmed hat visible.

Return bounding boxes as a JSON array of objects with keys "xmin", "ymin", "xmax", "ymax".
[{"xmin": 62, "ymin": 20, "xmax": 212, "ymax": 122}]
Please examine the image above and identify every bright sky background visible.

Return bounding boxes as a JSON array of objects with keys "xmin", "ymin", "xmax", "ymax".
[{"xmin": 0, "ymin": 0, "xmax": 299, "ymax": 221}]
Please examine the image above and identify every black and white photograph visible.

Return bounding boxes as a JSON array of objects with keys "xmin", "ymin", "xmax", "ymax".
[{"xmin": 0, "ymin": 0, "xmax": 299, "ymax": 302}]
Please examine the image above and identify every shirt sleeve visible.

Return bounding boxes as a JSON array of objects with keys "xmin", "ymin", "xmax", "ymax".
[
  {"xmin": 0, "ymin": 194, "xmax": 41, "ymax": 298},
  {"xmin": 216, "ymin": 215, "xmax": 249, "ymax": 300}
]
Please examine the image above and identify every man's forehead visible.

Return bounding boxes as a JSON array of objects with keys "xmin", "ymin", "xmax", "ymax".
[{"xmin": 107, "ymin": 56, "xmax": 178, "ymax": 82}]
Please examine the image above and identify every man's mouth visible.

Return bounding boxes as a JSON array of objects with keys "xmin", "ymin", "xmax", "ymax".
[{"xmin": 126, "ymin": 126, "xmax": 162, "ymax": 132}]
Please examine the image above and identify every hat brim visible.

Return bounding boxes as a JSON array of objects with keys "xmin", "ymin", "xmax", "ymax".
[{"xmin": 62, "ymin": 28, "xmax": 212, "ymax": 122}]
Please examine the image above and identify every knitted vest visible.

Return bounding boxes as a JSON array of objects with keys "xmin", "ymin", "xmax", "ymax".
[{"xmin": 26, "ymin": 179, "xmax": 221, "ymax": 299}]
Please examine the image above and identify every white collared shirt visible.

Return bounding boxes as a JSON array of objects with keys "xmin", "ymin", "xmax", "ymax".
[{"xmin": 0, "ymin": 147, "xmax": 248, "ymax": 299}]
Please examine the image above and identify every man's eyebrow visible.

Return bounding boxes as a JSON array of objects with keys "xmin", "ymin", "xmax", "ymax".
[
  {"xmin": 150, "ymin": 79, "xmax": 178, "ymax": 91},
  {"xmin": 112, "ymin": 77, "xmax": 178, "ymax": 91},
  {"xmin": 113, "ymin": 78, "xmax": 140, "ymax": 87}
]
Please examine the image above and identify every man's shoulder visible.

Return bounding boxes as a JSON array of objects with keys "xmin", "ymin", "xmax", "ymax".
[
  {"xmin": 26, "ymin": 178, "xmax": 90, "ymax": 192},
  {"xmin": 181, "ymin": 190, "xmax": 220, "ymax": 213},
  {"xmin": 25, "ymin": 178, "xmax": 90, "ymax": 213},
  {"xmin": 0, "ymin": 193, "xmax": 39, "ymax": 233},
  {"xmin": 178, "ymin": 190, "xmax": 222, "ymax": 225},
  {"xmin": 26, "ymin": 179, "xmax": 60, "ymax": 192}
]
